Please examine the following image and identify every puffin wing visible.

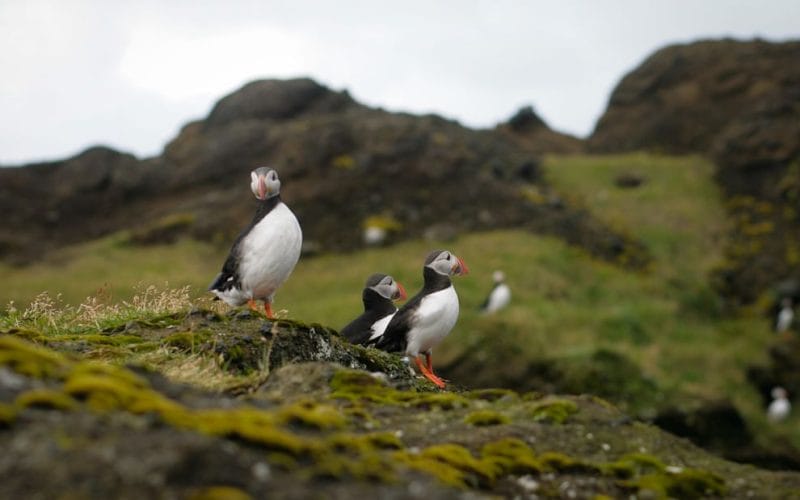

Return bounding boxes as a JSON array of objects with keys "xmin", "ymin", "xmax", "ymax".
[
  {"xmin": 341, "ymin": 314, "xmax": 373, "ymax": 345},
  {"xmin": 208, "ymin": 239, "xmax": 244, "ymax": 292},
  {"xmin": 373, "ymin": 295, "xmax": 423, "ymax": 352}
]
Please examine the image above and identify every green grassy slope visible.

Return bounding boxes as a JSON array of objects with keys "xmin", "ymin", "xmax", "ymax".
[{"xmin": 0, "ymin": 152, "xmax": 792, "ymax": 446}]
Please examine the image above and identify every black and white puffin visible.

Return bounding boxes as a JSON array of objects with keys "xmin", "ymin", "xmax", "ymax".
[
  {"xmin": 340, "ymin": 273, "xmax": 408, "ymax": 345},
  {"xmin": 373, "ymin": 250, "xmax": 469, "ymax": 388},
  {"xmin": 776, "ymin": 298, "xmax": 794, "ymax": 333},
  {"xmin": 208, "ymin": 167, "xmax": 302, "ymax": 318},
  {"xmin": 480, "ymin": 270, "xmax": 511, "ymax": 314},
  {"xmin": 768, "ymin": 387, "xmax": 791, "ymax": 422}
]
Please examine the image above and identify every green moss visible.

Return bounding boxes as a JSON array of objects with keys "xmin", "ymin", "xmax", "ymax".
[
  {"xmin": 163, "ymin": 330, "xmax": 202, "ymax": 349},
  {"xmin": 329, "ymin": 370, "xmax": 416, "ymax": 405},
  {"xmin": 394, "ymin": 450, "xmax": 470, "ymax": 488},
  {"xmin": 331, "ymin": 154, "xmax": 356, "ymax": 170},
  {"xmin": 603, "ymin": 452, "xmax": 665, "ymax": 478},
  {"xmin": 480, "ymin": 438, "xmax": 542, "ymax": 475},
  {"xmin": 311, "ymin": 450, "xmax": 397, "ymax": 482},
  {"xmin": 3, "ymin": 328, "xmax": 46, "ymax": 343},
  {"xmin": 419, "ymin": 444, "xmax": 497, "ymax": 487},
  {"xmin": 330, "ymin": 369, "xmax": 469, "ymax": 410},
  {"xmin": 529, "ymin": 398, "xmax": 578, "ymax": 424},
  {"xmin": 310, "ymin": 433, "xmax": 402, "ymax": 483},
  {"xmin": 411, "ymin": 392, "xmax": 469, "ymax": 410},
  {"xmin": 276, "ymin": 400, "xmax": 347, "ymax": 430},
  {"xmin": 15, "ymin": 389, "xmax": 77, "ymax": 411},
  {"xmin": 605, "ymin": 453, "xmax": 725, "ymax": 498},
  {"xmin": 341, "ymin": 406, "xmax": 376, "ymax": 426},
  {"xmin": 0, "ymin": 402, "xmax": 17, "ymax": 427},
  {"xmin": 464, "ymin": 388, "xmax": 518, "ymax": 401},
  {"xmin": 318, "ymin": 431, "xmax": 403, "ymax": 456},
  {"xmin": 538, "ymin": 451, "xmax": 598, "ymax": 473},
  {"xmin": 464, "ymin": 410, "xmax": 510, "ymax": 426},
  {"xmin": 186, "ymin": 486, "xmax": 252, "ymax": 500},
  {"xmin": 624, "ymin": 468, "xmax": 726, "ymax": 499},
  {"xmin": 0, "ymin": 335, "xmax": 70, "ymax": 378},
  {"xmin": 189, "ymin": 407, "xmax": 311, "ymax": 456}
]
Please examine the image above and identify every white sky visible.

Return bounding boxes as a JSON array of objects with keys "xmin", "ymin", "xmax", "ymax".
[{"xmin": 1, "ymin": 0, "xmax": 797, "ymax": 164}]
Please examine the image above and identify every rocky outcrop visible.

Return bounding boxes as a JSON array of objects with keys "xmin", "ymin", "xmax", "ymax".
[
  {"xmin": 3, "ymin": 315, "xmax": 800, "ymax": 498},
  {"xmin": 588, "ymin": 39, "xmax": 800, "ymax": 155},
  {"xmin": 0, "ymin": 79, "xmax": 656, "ymax": 270},
  {"xmin": 588, "ymin": 38, "xmax": 800, "ymax": 306}
]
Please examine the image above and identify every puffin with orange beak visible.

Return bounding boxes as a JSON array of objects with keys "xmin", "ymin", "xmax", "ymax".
[
  {"xmin": 209, "ymin": 167, "xmax": 302, "ymax": 318},
  {"xmin": 341, "ymin": 273, "xmax": 408, "ymax": 346},
  {"xmin": 373, "ymin": 250, "xmax": 468, "ymax": 388}
]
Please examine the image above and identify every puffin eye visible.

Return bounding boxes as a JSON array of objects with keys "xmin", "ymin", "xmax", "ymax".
[{"xmin": 445, "ymin": 254, "xmax": 451, "ymax": 261}]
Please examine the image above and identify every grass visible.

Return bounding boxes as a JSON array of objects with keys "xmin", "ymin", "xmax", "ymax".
[{"xmin": 0, "ymin": 152, "xmax": 792, "ymax": 447}]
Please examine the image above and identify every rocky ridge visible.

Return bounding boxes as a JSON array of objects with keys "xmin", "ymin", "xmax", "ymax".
[
  {"xmin": 0, "ymin": 79, "xmax": 648, "ymax": 271},
  {"xmin": 2, "ymin": 313, "xmax": 799, "ymax": 498}
]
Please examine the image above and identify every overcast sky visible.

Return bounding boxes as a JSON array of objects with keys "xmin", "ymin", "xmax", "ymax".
[{"xmin": 1, "ymin": 1, "xmax": 797, "ymax": 165}]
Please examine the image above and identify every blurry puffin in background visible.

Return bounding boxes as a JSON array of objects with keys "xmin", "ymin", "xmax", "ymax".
[
  {"xmin": 209, "ymin": 167, "xmax": 302, "ymax": 318},
  {"xmin": 767, "ymin": 386, "xmax": 791, "ymax": 422},
  {"xmin": 480, "ymin": 270, "xmax": 511, "ymax": 314},
  {"xmin": 373, "ymin": 250, "xmax": 469, "ymax": 388},
  {"xmin": 776, "ymin": 297, "xmax": 794, "ymax": 333},
  {"xmin": 341, "ymin": 273, "xmax": 408, "ymax": 346}
]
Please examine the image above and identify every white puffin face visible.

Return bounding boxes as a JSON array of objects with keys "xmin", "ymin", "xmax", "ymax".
[
  {"xmin": 366, "ymin": 273, "xmax": 408, "ymax": 301},
  {"xmin": 425, "ymin": 250, "xmax": 469, "ymax": 277},
  {"xmin": 772, "ymin": 387, "xmax": 788, "ymax": 399},
  {"xmin": 250, "ymin": 167, "xmax": 281, "ymax": 200}
]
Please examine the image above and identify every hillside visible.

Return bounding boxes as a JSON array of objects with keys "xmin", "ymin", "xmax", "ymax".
[
  {"xmin": 588, "ymin": 38, "xmax": 800, "ymax": 306},
  {"xmin": 3, "ymin": 152, "xmax": 799, "ymax": 472},
  {"xmin": 0, "ymin": 79, "xmax": 645, "ymax": 273}
]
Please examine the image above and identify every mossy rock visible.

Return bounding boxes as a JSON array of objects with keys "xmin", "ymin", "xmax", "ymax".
[
  {"xmin": 0, "ymin": 323, "xmax": 799, "ymax": 498},
  {"xmin": 464, "ymin": 410, "xmax": 510, "ymax": 426}
]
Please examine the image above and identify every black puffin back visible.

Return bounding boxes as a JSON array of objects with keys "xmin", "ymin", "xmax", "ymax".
[
  {"xmin": 373, "ymin": 267, "xmax": 451, "ymax": 352},
  {"xmin": 341, "ymin": 288, "xmax": 397, "ymax": 345},
  {"xmin": 208, "ymin": 195, "xmax": 282, "ymax": 292}
]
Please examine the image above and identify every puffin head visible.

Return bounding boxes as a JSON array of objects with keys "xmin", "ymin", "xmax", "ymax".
[
  {"xmin": 365, "ymin": 273, "xmax": 407, "ymax": 301},
  {"xmin": 492, "ymin": 270, "xmax": 506, "ymax": 284},
  {"xmin": 772, "ymin": 386, "xmax": 788, "ymax": 400},
  {"xmin": 425, "ymin": 250, "xmax": 469, "ymax": 277},
  {"xmin": 250, "ymin": 167, "xmax": 281, "ymax": 200}
]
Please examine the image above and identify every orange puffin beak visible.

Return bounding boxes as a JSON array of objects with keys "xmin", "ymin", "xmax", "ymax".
[
  {"xmin": 257, "ymin": 174, "xmax": 268, "ymax": 200},
  {"xmin": 453, "ymin": 256, "xmax": 469, "ymax": 276},
  {"xmin": 394, "ymin": 281, "xmax": 408, "ymax": 301}
]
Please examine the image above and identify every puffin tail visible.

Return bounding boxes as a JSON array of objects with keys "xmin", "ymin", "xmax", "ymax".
[{"xmin": 208, "ymin": 272, "xmax": 236, "ymax": 292}]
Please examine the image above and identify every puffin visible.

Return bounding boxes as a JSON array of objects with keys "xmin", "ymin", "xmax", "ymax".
[
  {"xmin": 208, "ymin": 167, "xmax": 302, "ymax": 318},
  {"xmin": 480, "ymin": 270, "xmax": 511, "ymax": 314},
  {"xmin": 776, "ymin": 298, "xmax": 794, "ymax": 333},
  {"xmin": 373, "ymin": 250, "xmax": 469, "ymax": 388},
  {"xmin": 767, "ymin": 387, "xmax": 791, "ymax": 422},
  {"xmin": 340, "ymin": 273, "xmax": 408, "ymax": 345}
]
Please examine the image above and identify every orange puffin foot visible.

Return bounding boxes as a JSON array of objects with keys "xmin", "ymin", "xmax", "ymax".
[
  {"xmin": 247, "ymin": 299, "xmax": 259, "ymax": 313},
  {"xmin": 415, "ymin": 356, "xmax": 446, "ymax": 389},
  {"xmin": 264, "ymin": 302, "xmax": 274, "ymax": 319}
]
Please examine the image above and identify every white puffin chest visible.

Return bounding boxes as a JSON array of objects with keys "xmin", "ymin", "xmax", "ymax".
[
  {"xmin": 238, "ymin": 202, "xmax": 302, "ymax": 300},
  {"xmin": 485, "ymin": 283, "xmax": 511, "ymax": 313},
  {"xmin": 405, "ymin": 285, "xmax": 460, "ymax": 356}
]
